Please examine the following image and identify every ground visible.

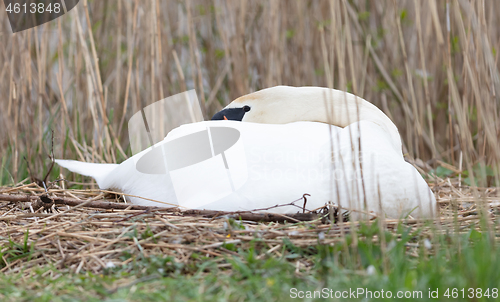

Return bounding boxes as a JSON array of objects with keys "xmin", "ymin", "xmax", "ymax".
[{"xmin": 0, "ymin": 173, "xmax": 499, "ymax": 301}]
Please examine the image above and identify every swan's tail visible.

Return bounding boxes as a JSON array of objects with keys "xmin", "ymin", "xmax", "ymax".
[{"xmin": 55, "ymin": 159, "xmax": 119, "ymax": 188}]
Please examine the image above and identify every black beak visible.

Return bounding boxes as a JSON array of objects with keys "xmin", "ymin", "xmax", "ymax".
[{"xmin": 211, "ymin": 107, "xmax": 248, "ymax": 121}]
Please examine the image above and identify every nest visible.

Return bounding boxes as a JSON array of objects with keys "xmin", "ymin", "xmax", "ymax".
[{"xmin": 0, "ymin": 176, "xmax": 498, "ymax": 277}]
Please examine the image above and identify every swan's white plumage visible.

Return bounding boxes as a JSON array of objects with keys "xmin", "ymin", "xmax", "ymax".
[
  {"xmin": 229, "ymin": 86, "xmax": 403, "ymax": 154},
  {"xmin": 56, "ymin": 120, "xmax": 436, "ymax": 219},
  {"xmin": 54, "ymin": 160, "xmax": 118, "ymax": 188}
]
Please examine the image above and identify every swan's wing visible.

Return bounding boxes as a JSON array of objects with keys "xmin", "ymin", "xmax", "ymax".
[
  {"xmin": 165, "ymin": 120, "xmax": 435, "ymax": 218},
  {"xmin": 337, "ymin": 121, "xmax": 436, "ymax": 218},
  {"xmin": 165, "ymin": 121, "xmax": 341, "ymax": 212}
]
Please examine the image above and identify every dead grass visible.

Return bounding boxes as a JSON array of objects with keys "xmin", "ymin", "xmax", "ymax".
[{"xmin": 0, "ymin": 173, "xmax": 498, "ymax": 276}]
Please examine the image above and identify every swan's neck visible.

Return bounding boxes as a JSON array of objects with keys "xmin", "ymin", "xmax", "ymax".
[
  {"xmin": 255, "ymin": 89, "xmax": 402, "ymax": 153},
  {"xmin": 233, "ymin": 86, "xmax": 402, "ymax": 154}
]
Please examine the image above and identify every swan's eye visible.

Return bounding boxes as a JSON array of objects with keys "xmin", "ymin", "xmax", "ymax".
[{"xmin": 243, "ymin": 105, "xmax": 251, "ymax": 112}]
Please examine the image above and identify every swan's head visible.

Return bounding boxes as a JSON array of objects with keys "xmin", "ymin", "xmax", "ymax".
[
  {"xmin": 211, "ymin": 104, "xmax": 252, "ymax": 122},
  {"xmin": 211, "ymin": 85, "xmax": 403, "ymax": 153},
  {"xmin": 211, "ymin": 86, "xmax": 285, "ymax": 123},
  {"xmin": 211, "ymin": 86, "xmax": 329, "ymax": 124}
]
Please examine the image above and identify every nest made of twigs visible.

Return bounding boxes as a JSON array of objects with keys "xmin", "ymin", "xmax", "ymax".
[{"xmin": 0, "ymin": 176, "xmax": 498, "ymax": 276}]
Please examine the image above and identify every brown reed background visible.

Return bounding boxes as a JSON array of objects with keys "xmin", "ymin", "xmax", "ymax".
[{"xmin": 0, "ymin": 0, "xmax": 499, "ymax": 186}]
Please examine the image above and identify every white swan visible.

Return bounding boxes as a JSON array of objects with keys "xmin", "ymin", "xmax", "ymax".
[{"xmin": 56, "ymin": 86, "xmax": 436, "ymax": 219}]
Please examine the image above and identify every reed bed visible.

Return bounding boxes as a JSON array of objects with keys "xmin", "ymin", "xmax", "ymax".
[{"xmin": 0, "ymin": 0, "xmax": 499, "ymax": 185}]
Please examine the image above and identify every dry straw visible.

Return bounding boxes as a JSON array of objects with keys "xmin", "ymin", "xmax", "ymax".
[{"xmin": 0, "ymin": 175, "xmax": 498, "ymax": 275}]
